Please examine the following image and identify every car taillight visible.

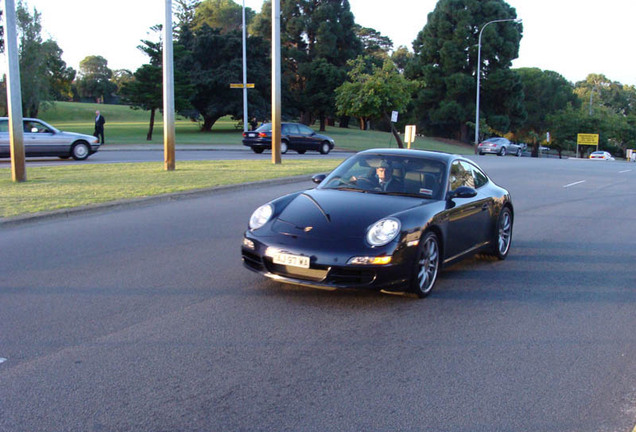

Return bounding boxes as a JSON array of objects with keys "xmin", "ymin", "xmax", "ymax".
[{"xmin": 258, "ymin": 132, "xmax": 267, "ymax": 138}]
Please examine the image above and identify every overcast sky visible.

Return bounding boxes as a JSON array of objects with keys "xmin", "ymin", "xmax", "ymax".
[{"xmin": 4, "ymin": 0, "xmax": 636, "ymax": 86}]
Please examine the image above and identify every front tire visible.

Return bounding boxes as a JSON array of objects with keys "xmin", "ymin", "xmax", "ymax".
[
  {"xmin": 410, "ymin": 231, "xmax": 440, "ymax": 298},
  {"xmin": 491, "ymin": 207, "xmax": 513, "ymax": 259},
  {"xmin": 320, "ymin": 141, "xmax": 331, "ymax": 154},
  {"xmin": 71, "ymin": 142, "xmax": 90, "ymax": 160}
]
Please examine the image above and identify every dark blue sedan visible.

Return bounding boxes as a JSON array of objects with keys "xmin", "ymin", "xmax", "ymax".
[{"xmin": 242, "ymin": 122, "xmax": 335, "ymax": 155}]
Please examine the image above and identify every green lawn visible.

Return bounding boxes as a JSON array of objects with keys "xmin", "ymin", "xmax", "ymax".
[
  {"xmin": 0, "ymin": 101, "xmax": 474, "ymax": 219},
  {"xmin": 39, "ymin": 101, "xmax": 474, "ymax": 152}
]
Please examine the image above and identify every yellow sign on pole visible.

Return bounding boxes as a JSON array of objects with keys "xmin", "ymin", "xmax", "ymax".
[
  {"xmin": 577, "ymin": 133, "xmax": 599, "ymax": 145},
  {"xmin": 230, "ymin": 83, "xmax": 255, "ymax": 88},
  {"xmin": 405, "ymin": 125, "xmax": 416, "ymax": 149}
]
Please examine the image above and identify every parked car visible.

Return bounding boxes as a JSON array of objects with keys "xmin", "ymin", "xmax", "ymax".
[
  {"xmin": 242, "ymin": 122, "xmax": 335, "ymax": 155},
  {"xmin": 0, "ymin": 117, "xmax": 100, "ymax": 160},
  {"xmin": 242, "ymin": 149, "xmax": 514, "ymax": 298},
  {"xmin": 589, "ymin": 151, "xmax": 614, "ymax": 160},
  {"xmin": 478, "ymin": 137, "xmax": 523, "ymax": 157}
]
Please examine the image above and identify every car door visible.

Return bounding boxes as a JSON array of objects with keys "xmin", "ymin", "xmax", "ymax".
[
  {"xmin": 443, "ymin": 160, "xmax": 492, "ymax": 259},
  {"xmin": 23, "ymin": 120, "xmax": 66, "ymax": 156},
  {"xmin": 281, "ymin": 123, "xmax": 301, "ymax": 148},
  {"xmin": 297, "ymin": 124, "xmax": 318, "ymax": 150},
  {"xmin": 0, "ymin": 119, "xmax": 9, "ymax": 157}
]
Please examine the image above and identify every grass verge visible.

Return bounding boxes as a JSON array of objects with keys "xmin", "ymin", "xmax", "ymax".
[{"xmin": 0, "ymin": 159, "xmax": 343, "ymax": 218}]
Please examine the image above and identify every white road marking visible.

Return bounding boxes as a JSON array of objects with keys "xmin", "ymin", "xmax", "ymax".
[
  {"xmin": 619, "ymin": 169, "xmax": 632, "ymax": 173},
  {"xmin": 564, "ymin": 180, "xmax": 586, "ymax": 188},
  {"xmin": 0, "ymin": 358, "xmax": 6, "ymax": 364}
]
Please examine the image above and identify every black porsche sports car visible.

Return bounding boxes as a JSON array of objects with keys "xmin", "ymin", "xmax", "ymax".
[{"xmin": 241, "ymin": 149, "xmax": 513, "ymax": 298}]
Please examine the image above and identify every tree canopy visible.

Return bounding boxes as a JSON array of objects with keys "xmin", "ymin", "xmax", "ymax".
[{"xmin": 407, "ymin": 0, "xmax": 524, "ymax": 142}]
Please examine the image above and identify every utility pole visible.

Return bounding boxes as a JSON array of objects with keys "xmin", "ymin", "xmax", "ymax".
[
  {"xmin": 3, "ymin": 0, "xmax": 26, "ymax": 182},
  {"xmin": 271, "ymin": 0, "xmax": 281, "ymax": 164},
  {"xmin": 163, "ymin": 0, "xmax": 176, "ymax": 171},
  {"xmin": 242, "ymin": 0, "xmax": 248, "ymax": 133}
]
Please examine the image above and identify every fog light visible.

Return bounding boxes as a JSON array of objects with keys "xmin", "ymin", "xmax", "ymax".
[
  {"xmin": 242, "ymin": 238, "xmax": 255, "ymax": 249},
  {"xmin": 347, "ymin": 256, "xmax": 392, "ymax": 265}
]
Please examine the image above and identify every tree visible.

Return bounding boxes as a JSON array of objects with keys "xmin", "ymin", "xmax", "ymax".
[
  {"xmin": 391, "ymin": 46, "xmax": 413, "ymax": 74},
  {"xmin": 407, "ymin": 0, "xmax": 524, "ymax": 142},
  {"xmin": 120, "ymin": 65, "xmax": 162, "ymax": 140},
  {"xmin": 515, "ymin": 68, "xmax": 579, "ymax": 155},
  {"xmin": 76, "ymin": 55, "xmax": 117, "ymax": 103},
  {"xmin": 252, "ymin": 0, "xmax": 362, "ymax": 125},
  {"xmin": 120, "ymin": 31, "xmax": 192, "ymax": 140},
  {"xmin": 177, "ymin": 25, "xmax": 270, "ymax": 131},
  {"xmin": 336, "ymin": 56, "xmax": 416, "ymax": 146},
  {"xmin": 300, "ymin": 58, "xmax": 346, "ymax": 130},
  {"xmin": 45, "ymin": 40, "xmax": 76, "ymax": 101},
  {"xmin": 11, "ymin": 1, "xmax": 71, "ymax": 116},
  {"xmin": 355, "ymin": 25, "xmax": 393, "ymax": 61},
  {"xmin": 192, "ymin": 0, "xmax": 255, "ymax": 33}
]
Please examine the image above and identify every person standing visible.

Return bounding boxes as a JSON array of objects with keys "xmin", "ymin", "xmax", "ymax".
[{"xmin": 94, "ymin": 110, "xmax": 106, "ymax": 144}]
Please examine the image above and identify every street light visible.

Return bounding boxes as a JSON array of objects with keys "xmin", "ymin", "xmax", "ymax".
[{"xmin": 474, "ymin": 18, "xmax": 521, "ymax": 153}]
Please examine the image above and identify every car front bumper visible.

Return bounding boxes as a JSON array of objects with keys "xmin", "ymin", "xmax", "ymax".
[{"xmin": 241, "ymin": 233, "xmax": 414, "ymax": 292}]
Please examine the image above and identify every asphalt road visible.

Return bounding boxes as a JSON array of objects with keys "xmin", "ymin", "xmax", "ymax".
[{"xmin": 1, "ymin": 157, "xmax": 635, "ymax": 431}]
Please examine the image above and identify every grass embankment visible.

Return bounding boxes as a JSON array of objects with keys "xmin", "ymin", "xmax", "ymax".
[
  {"xmin": 0, "ymin": 160, "xmax": 342, "ymax": 218},
  {"xmin": 1, "ymin": 101, "xmax": 473, "ymax": 219}
]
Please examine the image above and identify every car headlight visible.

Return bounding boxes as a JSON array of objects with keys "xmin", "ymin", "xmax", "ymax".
[
  {"xmin": 249, "ymin": 204, "xmax": 273, "ymax": 230},
  {"xmin": 366, "ymin": 218, "xmax": 401, "ymax": 246}
]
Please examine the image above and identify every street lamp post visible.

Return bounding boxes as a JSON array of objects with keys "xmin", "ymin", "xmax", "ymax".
[{"xmin": 474, "ymin": 18, "xmax": 521, "ymax": 153}]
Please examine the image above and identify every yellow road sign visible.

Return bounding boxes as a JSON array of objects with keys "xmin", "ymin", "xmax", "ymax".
[
  {"xmin": 230, "ymin": 83, "xmax": 255, "ymax": 89},
  {"xmin": 577, "ymin": 133, "xmax": 599, "ymax": 145}
]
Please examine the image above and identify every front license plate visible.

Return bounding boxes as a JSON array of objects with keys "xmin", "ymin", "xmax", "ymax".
[{"xmin": 273, "ymin": 253, "xmax": 310, "ymax": 268}]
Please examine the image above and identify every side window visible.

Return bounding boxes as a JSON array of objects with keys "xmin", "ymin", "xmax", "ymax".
[
  {"xmin": 449, "ymin": 161, "xmax": 473, "ymax": 190},
  {"xmin": 283, "ymin": 124, "xmax": 299, "ymax": 134},
  {"xmin": 298, "ymin": 125, "xmax": 314, "ymax": 135},
  {"xmin": 0, "ymin": 120, "xmax": 8, "ymax": 133},
  {"xmin": 471, "ymin": 164, "xmax": 489, "ymax": 188}
]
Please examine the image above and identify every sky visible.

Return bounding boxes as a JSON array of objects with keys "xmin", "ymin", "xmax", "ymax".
[{"xmin": 4, "ymin": 0, "xmax": 636, "ymax": 86}]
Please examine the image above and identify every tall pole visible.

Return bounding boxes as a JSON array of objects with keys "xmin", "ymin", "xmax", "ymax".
[
  {"xmin": 271, "ymin": 0, "xmax": 281, "ymax": 164},
  {"xmin": 163, "ymin": 0, "xmax": 176, "ymax": 171},
  {"xmin": 474, "ymin": 18, "xmax": 519, "ymax": 154},
  {"xmin": 3, "ymin": 0, "xmax": 26, "ymax": 182},
  {"xmin": 242, "ymin": 0, "xmax": 248, "ymax": 133}
]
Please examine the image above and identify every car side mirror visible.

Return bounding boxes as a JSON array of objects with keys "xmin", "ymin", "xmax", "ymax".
[
  {"xmin": 447, "ymin": 186, "xmax": 477, "ymax": 200},
  {"xmin": 312, "ymin": 174, "xmax": 326, "ymax": 184}
]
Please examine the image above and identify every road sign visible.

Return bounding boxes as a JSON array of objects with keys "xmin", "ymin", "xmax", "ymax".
[
  {"xmin": 405, "ymin": 125, "xmax": 416, "ymax": 149},
  {"xmin": 391, "ymin": 111, "xmax": 398, "ymax": 123},
  {"xmin": 577, "ymin": 133, "xmax": 599, "ymax": 145},
  {"xmin": 230, "ymin": 83, "xmax": 255, "ymax": 89}
]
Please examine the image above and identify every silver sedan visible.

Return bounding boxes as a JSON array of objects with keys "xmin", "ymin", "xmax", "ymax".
[{"xmin": 0, "ymin": 117, "xmax": 100, "ymax": 160}]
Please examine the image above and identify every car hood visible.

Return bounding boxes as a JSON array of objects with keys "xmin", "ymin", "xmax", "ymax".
[
  {"xmin": 58, "ymin": 130, "xmax": 99, "ymax": 142},
  {"xmin": 272, "ymin": 189, "xmax": 424, "ymax": 239}
]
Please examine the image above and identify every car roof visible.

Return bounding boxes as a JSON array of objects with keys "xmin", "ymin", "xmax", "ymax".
[{"xmin": 357, "ymin": 148, "xmax": 460, "ymax": 164}]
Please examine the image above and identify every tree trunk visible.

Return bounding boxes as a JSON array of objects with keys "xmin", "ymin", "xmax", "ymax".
[
  {"xmin": 201, "ymin": 115, "xmax": 221, "ymax": 132},
  {"xmin": 459, "ymin": 123, "xmax": 469, "ymax": 143},
  {"xmin": 147, "ymin": 108, "xmax": 156, "ymax": 141},
  {"xmin": 339, "ymin": 115, "xmax": 350, "ymax": 128},
  {"xmin": 319, "ymin": 113, "xmax": 326, "ymax": 131}
]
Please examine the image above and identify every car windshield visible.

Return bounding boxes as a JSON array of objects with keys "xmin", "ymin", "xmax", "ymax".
[{"xmin": 318, "ymin": 154, "xmax": 446, "ymax": 200}]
